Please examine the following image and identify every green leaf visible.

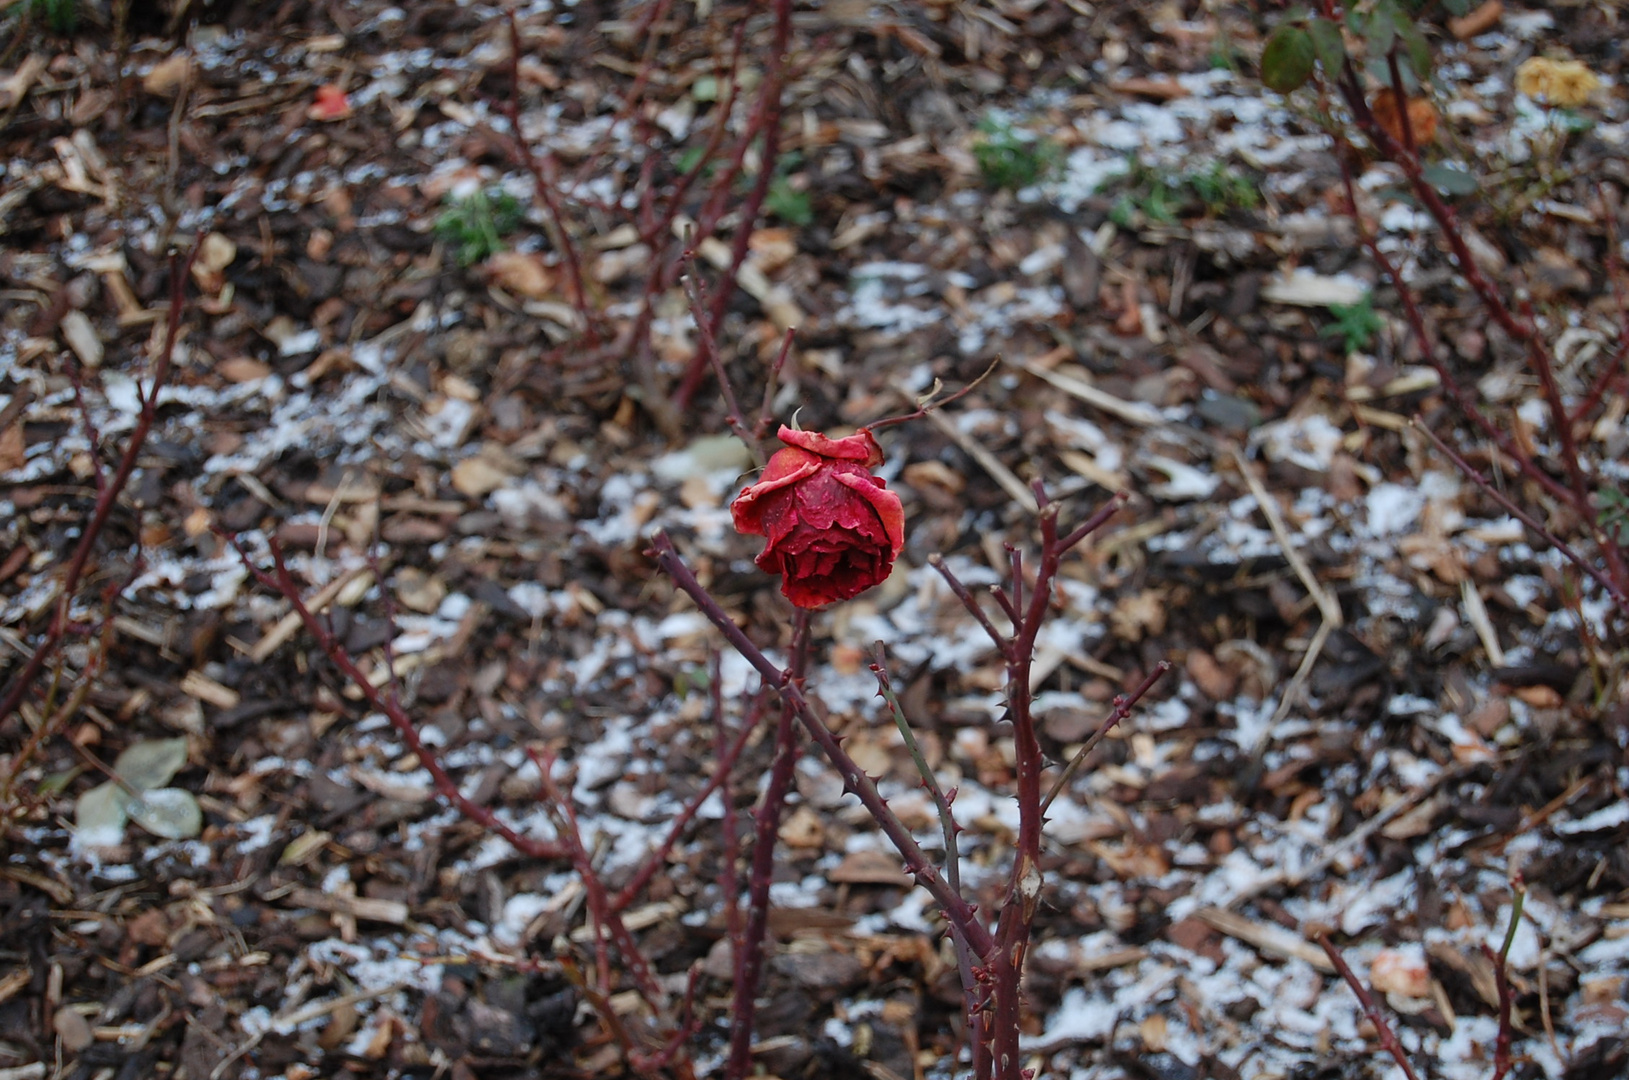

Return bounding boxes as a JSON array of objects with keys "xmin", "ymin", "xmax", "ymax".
[
  {"xmin": 127, "ymin": 788, "xmax": 203, "ymax": 840},
  {"xmin": 765, "ymin": 177, "xmax": 813, "ymax": 226},
  {"xmin": 74, "ymin": 781, "xmax": 130, "ymax": 844},
  {"xmin": 1366, "ymin": 0, "xmax": 1398, "ymax": 58},
  {"xmin": 1441, "ymin": 0, "xmax": 1471, "ymax": 13},
  {"xmin": 1400, "ymin": 23, "xmax": 1432, "ymax": 81},
  {"xmin": 1422, "ymin": 163, "xmax": 1478, "ymax": 195},
  {"xmin": 1307, "ymin": 18, "xmax": 1348, "ymax": 76},
  {"xmin": 114, "ymin": 737, "xmax": 189, "ymax": 792},
  {"xmin": 1261, "ymin": 25, "xmax": 1316, "ymax": 93}
]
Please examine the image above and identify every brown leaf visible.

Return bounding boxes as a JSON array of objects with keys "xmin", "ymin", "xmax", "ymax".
[{"xmin": 1371, "ymin": 89, "xmax": 1438, "ymax": 146}]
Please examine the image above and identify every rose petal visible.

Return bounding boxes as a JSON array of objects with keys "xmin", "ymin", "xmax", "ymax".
[{"xmin": 774, "ymin": 425, "xmax": 884, "ymax": 467}]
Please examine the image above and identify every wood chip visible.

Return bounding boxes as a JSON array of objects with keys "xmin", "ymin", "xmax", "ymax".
[
  {"xmin": 59, "ymin": 310, "xmax": 103, "ymax": 369},
  {"xmin": 0, "ymin": 54, "xmax": 47, "ymax": 110},
  {"xmin": 1008, "ymin": 356, "xmax": 1163, "ymax": 427},
  {"xmin": 249, "ymin": 567, "xmax": 374, "ymax": 662},
  {"xmin": 142, "ymin": 52, "xmax": 193, "ymax": 97},
  {"xmin": 285, "ymin": 886, "xmax": 408, "ymax": 925},
  {"xmin": 1194, "ymin": 907, "xmax": 1334, "ymax": 972},
  {"xmin": 181, "ymin": 669, "xmax": 242, "ymax": 710}
]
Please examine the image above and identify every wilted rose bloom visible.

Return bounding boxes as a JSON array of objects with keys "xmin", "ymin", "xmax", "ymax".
[
  {"xmin": 731, "ymin": 426, "xmax": 905, "ymax": 609},
  {"xmin": 1515, "ymin": 57, "xmax": 1600, "ymax": 108}
]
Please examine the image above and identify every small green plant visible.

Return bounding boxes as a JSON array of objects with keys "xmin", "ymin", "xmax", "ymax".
[
  {"xmin": 30, "ymin": 0, "xmax": 76, "ymax": 32},
  {"xmin": 764, "ymin": 175, "xmax": 812, "ymax": 226},
  {"xmin": 435, "ymin": 188, "xmax": 525, "ymax": 266},
  {"xmin": 1188, "ymin": 160, "xmax": 1260, "ymax": 214},
  {"xmin": 973, "ymin": 116, "xmax": 1062, "ymax": 192},
  {"xmin": 1107, "ymin": 160, "xmax": 1258, "ymax": 226},
  {"xmin": 1599, "ymin": 488, "xmax": 1629, "ymax": 546},
  {"xmin": 1321, "ymin": 293, "xmax": 1384, "ymax": 354}
]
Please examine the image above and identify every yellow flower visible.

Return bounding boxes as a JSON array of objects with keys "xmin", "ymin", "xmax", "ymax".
[{"xmin": 1515, "ymin": 57, "xmax": 1601, "ymax": 108}]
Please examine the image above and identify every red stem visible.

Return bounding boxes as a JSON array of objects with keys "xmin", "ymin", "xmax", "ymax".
[
  {"xmin": 531, "ymin": 747, "xmax": 667, "ymax": 1011},
  {"xmin": 674, "ymin": 0, "xmax": 793, "ymax": 409},
  {"xmin": 504, "ymin": 11, "xmax": 596, "ymax": 339},
  {"xmin": 0, "ymin": 239, "xmax": 199, "ymax": 729},
  {"xmin": 650, "ymin": 533, "xmax": 995, "ymax": 958},
  {"xmin": 1317, "ymin": 934, "xmax": 1425, "ymax": 1080},
  {"xmin": 224, "ymin": 532, "xmax": 567, "ymax": 861},
  {"xmin": 611, "ymin": 694, "xmax": 760, "ymax": 912},
  {"xmin": 725, "ymin": 610, "xmax": 810, "ymax": 1080}
]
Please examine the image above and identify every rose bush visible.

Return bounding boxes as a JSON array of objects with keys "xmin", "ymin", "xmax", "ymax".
[{"xmin": 731, "ymin": 426, "xmax": 906, "ymax": 608}]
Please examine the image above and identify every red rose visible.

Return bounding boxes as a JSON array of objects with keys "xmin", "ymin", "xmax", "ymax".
[{"xmin": 731, "ymin": 426, "xmax": 906, "ymax": 609}]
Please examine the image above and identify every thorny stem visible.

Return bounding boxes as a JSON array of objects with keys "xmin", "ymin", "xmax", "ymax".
[
  {"xmin": 1041, "ymin": 662, "xmax": 1171, "ymax": 814},
  {"xmin": 1413, "ymin": 420, "xmax": 1629, "ymax": 610},
  {"xmin": 1487, "ymin": 876, "xmax": 1527, "ymax": 1080},
  {"xmin": 1332, "ymin": 154, "xmax": 1580, "ymax": 510},
  {"xmin": 675, "ymin": 0, "xmax": 794, "ymax": 409},
  {"xmin": 649, "ymin": 533, "xmax": 996, "ymax": 959},
  {"xmin": 503, "ymin": 11, "xmax": 595, "ymax": 340},
  {"xmin": 988, "ymin": 491, "xmax": 1129, "ymax": 1080},
  {"xmin": 1332, "ymin": 59, "xmax": 1629, "ymax": 604},
  {"xmin": 0, "ymin": 239, "xmax": 200, "ymax": 784},
  {"xmin": 531, "ymin": 747, "xmax": 668, "ymax": 1012},
  {"xmin": 1317, "ymin": 934, "xmax": 1426, "ymax": 1080},
  {"xmin": 871, "ymin": 644, "xmax": 979, "ymax": 1031},
  {"xmin": 725, "ymin": 610, "xmax": 810, "ymax": 1080},
  {"xmin": 224, "ymin": 532, "xmax": 567, "ymax": 861}
]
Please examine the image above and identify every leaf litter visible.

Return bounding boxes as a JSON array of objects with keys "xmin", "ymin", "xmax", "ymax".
[{"xmin": 1, "ymin": 1, "xmax": 1627, "ymax": 1078}]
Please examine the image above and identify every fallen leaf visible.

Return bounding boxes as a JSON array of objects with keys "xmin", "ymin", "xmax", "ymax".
[
  {"xmin": 486, "ymin": 251, "xmax": 557, "ymax": 299},
  {"xmin": 143, "ymin": 52, "xmax": 192, "ymax": 97},
  {"xmin": 1371, "ymin": 946, "xmax": 1431, "ymax": 997}
]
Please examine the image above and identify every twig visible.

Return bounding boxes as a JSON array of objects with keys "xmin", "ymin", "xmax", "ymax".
[
  {"xmin": 684, "ymin": 265, "xmax": 765, "ymax": 468},
  {"xmin": 649, "ymin": 532, "xmax": 996, "ymax": 958},
  {"xmin": 1040, "ymin": 661, "xmax": 1170, "ymax": 814},
  {"xmin": 0, "ymin": 238, "xmax": 199, "ymax": 756},
  {"xmin": 1413, "ymin": 420, "xmax": 1628, "ymax": 609},
  {"xmin": 725, "ymin": 610, "xmax": 810, "ymax": 1080},
  {"xmin": 531, "ymin": 747, "xmax": 667, "ymax": 1012},
  {"xmin": 915, "ymin": 402, "xmax": 1039, "ymax": 514},
  {"xmin": 928, "ymin": 554, "xmax": 1009, "ymax": 653},
  {"xmin": 503, "ymin": 12, "xmax": 594, "ymax": 338},
  {"xmin": 223, "ymin": 531, "xmax": 566, "ymax": 861},
  {"xmin": 1317, "ymin": 933, "xmax": 1425, "ymax": 1080},
  {"xmin": 1230, "ymin": 446, "xmax": 1341, "ymax": 744},
  {"xmin": 872, "ymin": 644, "xmax": 978, "ymax": 1027},
  {"xmin": 1487, "ymin": 874, "xmax": 1526, "ymax": 1080},
  {"xmin": 611, "ymin": 692, "xmax": 759, "ymax": 912}
]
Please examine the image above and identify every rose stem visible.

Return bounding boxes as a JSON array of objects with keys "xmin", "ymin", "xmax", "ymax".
[
  {"xmin": 725, "ymin": 609, "xmax": 810, "ymax": 1080},
  {"xmin": 871, "ymin": 643, "xmax": 979, "ymax": 1041},
  {"xmin": 222, "ymin": 531, "xmax": 567, "ymax": 861},
  {"xmin": 0, "ymin": 239, "xmax": 200, "ymax": 754},
  {"xmin": 1317, "ymin": 934, "xmax": 1425, "ymax": 1080},
  {"xmin": 649, "ymin": 533, "xmax": 996, "ymax": 961},
  {"xmin": 530, "ymin": 746, "xmax": 667, "ymax": 1010},
  {"xmin": 1040, "ymin": 662, "xmax": 1171, "ymax": 815}
]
